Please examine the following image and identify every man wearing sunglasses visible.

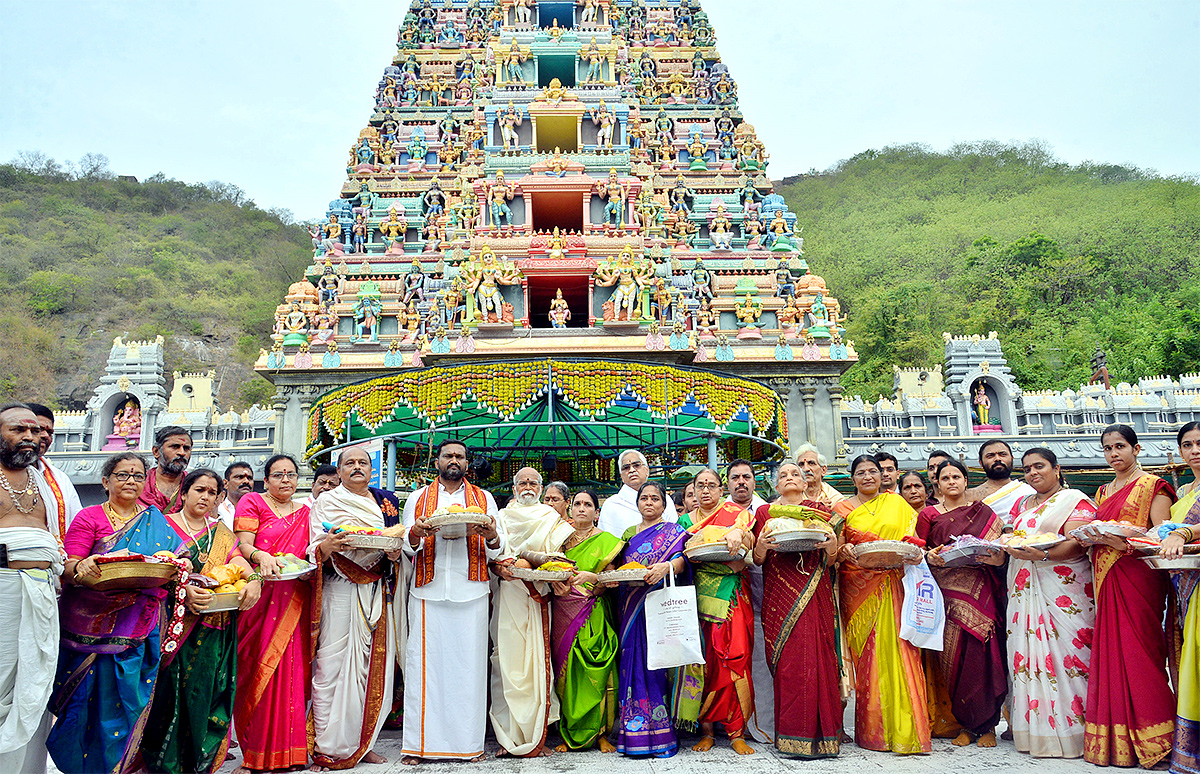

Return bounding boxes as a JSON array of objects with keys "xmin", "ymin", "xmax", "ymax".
[{"xmin": 597, "ymin": 448, "xmax": 677, "ymax": 536}]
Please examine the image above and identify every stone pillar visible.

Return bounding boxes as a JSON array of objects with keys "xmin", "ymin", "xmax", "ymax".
[
  {"xmin": 272, "ymin": 391, "xmax": 288, "ymax": 455},
  {"xmin": 799, "ymin": 379, "xmax": 818, "ymax": 447},
  {"xmin": 769, "ymin": 378, "xmax": 798, "ymax": 457},
  {"xmin": 827, "ymin": 383, "xmax": 846, "ymax": 463}
]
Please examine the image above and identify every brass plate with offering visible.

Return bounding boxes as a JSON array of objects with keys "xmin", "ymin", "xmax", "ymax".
[
  {"xmin": 853, "ymin": 540, "xmax": 923, "ymax": 569},
  {"xmin": 84, "ymin": 554, "xmax": 179, "ymax": 592},
  {"xmin": 1070, "ymin": 521, "xmax": 1146, "ymax": 545}
]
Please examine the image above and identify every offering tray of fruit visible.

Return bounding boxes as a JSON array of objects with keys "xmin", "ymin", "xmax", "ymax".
[
  {"xmin": 939, "ymin": 535, "xmax": 1003, "ymax": 568},
  {"xmin": 1070, "ymin": 521, "xmax": 1146, "ymax": 544},
  {"xmin": 204, "ymin": 591, "xmax": 242, "ymax": 613},
  {"xmin": 684, "ymin": 525, "xmax": 752, "ymax": 562},
  {"xmin": 426, "ymin": 506, "xmax": 491, "ymax": 528},
  {"xmin": 266, "ymin": 553, "xmax": 316, "ymax": 580},
  {"xmin": 598, "ymin": 562, "xmax": 650, "ymax": 585},
  {"xmin": 324, "ymin": 522, "xmax": 406, "ymax": 550},
  {"xmin": 999, "ymin": 531, "xmax": 1067, "ymax": 552},
  {"xmin": 84, "ymin": 552, "xmax": 181, "ymax": 591},
  {"xmin": 853, "ymin": 540, "xmax": 924, "ymax": 569},
  {"xmin": 1143, "ymin": 555, "xmax": 1200, "ymax": 571},
  {"xmin": 764, "ymin": 519, "xmax": 833, "ymax": 553},
  {"xmin": 511, "ymin": 560, "xmax": 575, "ymax": 582}
]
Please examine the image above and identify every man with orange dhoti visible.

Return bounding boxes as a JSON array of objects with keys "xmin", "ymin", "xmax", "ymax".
[
  {"xmin": 308, "ymin": 448, "xmax": 406, "ymax": 770},
  {"xmin": 490, "ymin": 467, "xmax": 576, "ymax": 757},
  {"xmin": 680, "ymin": 468, "xmax": 759, "ymax": 755},
  {"xmin": 400, "ymin": 440, "xmax": 503, "ymax": 765}
]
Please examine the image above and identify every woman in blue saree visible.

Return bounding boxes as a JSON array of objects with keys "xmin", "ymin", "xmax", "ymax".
[
  {"xmin": 48, "ymin": 452, "xmax": 188, "ymax": 774},
  {"xmin": 615, "ymin": 481, "xmax": 689, "ymax": 758}
]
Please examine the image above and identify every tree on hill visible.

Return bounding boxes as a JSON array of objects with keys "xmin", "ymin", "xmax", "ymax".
[
  {"xmin": 0, "ymin": 152, "xmax": 312, "ymax": 408},
  {"xmin": 777, "ymin": 141, "xmax": 1200, "ymax": 398}
]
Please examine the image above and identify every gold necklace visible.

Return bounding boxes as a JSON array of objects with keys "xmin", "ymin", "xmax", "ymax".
[
  {"xmin": 178, "ymin": 509, "xmax": 214, "ymax": 563},
  {"xmin": 103, "ymin": 501, "xmax": 136, "ymax": 528},
  {"xmin": 1031, "ymin": 486, "xmax": 1062, "ymax": 509},
  {"xmin": 565, "ymin": 527, "xmax": 595, "ymax": 550}
]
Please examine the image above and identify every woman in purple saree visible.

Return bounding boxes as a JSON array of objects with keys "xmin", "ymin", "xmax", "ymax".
[
  {"xmin": 47, "ymin": 453, "xmax": 187, "ymax": 774},
  {"xmin": 614, "ymin": 481, "xmax": 689, "ymax": 758}
]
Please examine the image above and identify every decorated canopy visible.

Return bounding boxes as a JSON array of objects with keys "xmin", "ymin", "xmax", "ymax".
[{"xmin": 306, "ymin": 358, "xmax": 787, "ymax": 485}]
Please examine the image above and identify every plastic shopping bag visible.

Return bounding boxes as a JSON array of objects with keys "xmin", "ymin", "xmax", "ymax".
[
  {"xmin": 645, "ymin": 567, "xmax": 705, "ymax": 670},
  {"xmin": 899, "ymin": 560, "xmax": 945, "ymax": 650}
]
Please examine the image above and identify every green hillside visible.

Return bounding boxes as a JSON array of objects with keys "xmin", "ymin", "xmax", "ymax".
[
  {"xmin": 0, "ymin": 154, "xmax": 311, "ymax": 409},
  {"xmin": 777, "ymin": 141, "xmax": 1200, "ymax": 399},
  {"xmin": 4, "ymin": 144, "xmax": 1199, "ymax": 411}
]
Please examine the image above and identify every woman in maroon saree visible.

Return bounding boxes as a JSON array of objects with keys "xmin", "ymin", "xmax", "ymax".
[
  {"xmin": 751, "ymin": 461, "xmax": 843, "ymax": 758},
  {"xmin": 919, "ymin": 459, "xmax": 1008, "ymax": 748},
  {"xmin": 1084, "ymin": 424, "xmax": 1176, "ymax": 768}
]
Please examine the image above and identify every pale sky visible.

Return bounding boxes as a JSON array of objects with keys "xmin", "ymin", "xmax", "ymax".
[{"xmin": 2, "ymin": 1, "xmax": 1196, "ymax": 220}]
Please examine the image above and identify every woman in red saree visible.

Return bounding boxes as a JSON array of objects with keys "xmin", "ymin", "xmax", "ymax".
[
  {"xmin": 835, "ymin": 455, "xmax": 931, "ymax": 754},
  {"xmin": 1083, "ymin": 424, "xmax": 1176, "ymax": 768},
  {"xmin": 920, "ymin": 459, "xmax": 1008, "ymax": 748},
  {"xmin": 232, "ymin": 454, "xmax": 313, "ymax": 773},
  {"xmin": 752, "ymin": 461, "xmax": 843, "ymax": 758},
  {"xmin": 683, "ymin": 468, "xmax": 757, "ymax": 755}
]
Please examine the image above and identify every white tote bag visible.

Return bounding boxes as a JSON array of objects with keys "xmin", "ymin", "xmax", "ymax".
[
  {"xmin": 644, "ymin": 566, "xmax": 705, "ymax": 670},
  {"xmin": 899, "ymin": 560, "xmax": 946, "ymax": 651}
]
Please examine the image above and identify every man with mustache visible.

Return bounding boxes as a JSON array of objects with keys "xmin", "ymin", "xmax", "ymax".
[
  {"xmin": 137, "ymin": 425, "xmax": 193, "ymax": 514},
  {"xmin": 0, "ymin": 403, "xmax": 64, "ymax": 773},
  {"xmin": 302, "ymin": 464, "xmax": 341, "ymax": 510},
  {"xmin": 27, "ymin": 403, "xmax": 82, "ymax": 536},
  {"xmin": 967, "ymin": 439, "xmax": 1034, "ymax": 520},
  {"xmin": 725, "ymin": 458, "xmax": 772, "ymax": 746},
  {"xmin": 310, "ymin": 446, "xmax": 407, "ymax": 769},
  {"xmin": 401, "ymin": 440, "xmax": 503, "ymax": 765},
  {"xmin": 597, "ymin": 449, "xmax": 677, "ymax": 537},
  {"xmin": 217, "ymin": 461, "xmax": 254, "ymax": 530},
  {"xmin": 489, "ymin": 467, "xmax": 574, "ymax": 758}
]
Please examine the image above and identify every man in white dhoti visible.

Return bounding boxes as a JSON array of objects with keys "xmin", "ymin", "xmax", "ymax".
[
  {"xmin": 29, "ymin": 403, "xmax": 81, "ymax": 537},
  {"xmin": 597, "ymin": 449, "xmax": 677, "ymax": 536},
  {"xmin": 309, "ymin": 447, "xmax": 406, "ymax": 770},
  {"xmin": 489, "ymin": 467, "xmax": 575, "ymax": 757},
  {"xmin": 968, "ymin": 439, "xmax": 1034, "ymax": 519},
  {"xmin": 400, "ymin": 440, "xmax": 503, "ymax": 765},
  {"xmin": 0, "ymin": 403, "xmax": 64, "ymax": 774}
]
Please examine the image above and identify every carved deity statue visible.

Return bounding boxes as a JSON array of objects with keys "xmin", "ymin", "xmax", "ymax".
[
  {"xmin": 595, "ymin": 245, "xmax": 651, "ymax": 322},
  {"xmin": 487, "ymin": 171, "xmax": 517, "ymax": 229},
  {"xmin": 548, "ymin": 288, "xmax": 572, "ymax": 328},
  {"xmin": 597, "ymin": 168, "xmax": 626, "ymax": 227}
]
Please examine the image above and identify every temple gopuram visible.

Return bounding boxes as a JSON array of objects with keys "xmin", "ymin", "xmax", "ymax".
[{"xmin": 257, "ymin": 0, "xmax": 855, "ymax": 491}]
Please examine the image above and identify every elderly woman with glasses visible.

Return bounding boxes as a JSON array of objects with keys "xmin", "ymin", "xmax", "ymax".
[
  {"xmin": 232, "ymin": 454, "xmax": 315, "ymax": 773},
  {"xmin": 598, "ymin": 450, "xmax": 678, "ymax": 537},
  {"xmin": 48, "ymin": 452, "xmax": 186, "ymax": 774}
]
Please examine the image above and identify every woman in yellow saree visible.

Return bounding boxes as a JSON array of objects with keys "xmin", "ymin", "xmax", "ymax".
[
  {"xmin": 1160, "ymin": 421, "xmax": 1200, "ymax": 774},
  {"xmin": 835, "ymin": 455, "xmax": 931, "ymax": 754}
]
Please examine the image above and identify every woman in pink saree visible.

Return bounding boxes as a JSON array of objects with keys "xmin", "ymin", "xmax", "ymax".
[{"xmin": 232, "ymin": 454, "xmax": 313, "ymax": 773}]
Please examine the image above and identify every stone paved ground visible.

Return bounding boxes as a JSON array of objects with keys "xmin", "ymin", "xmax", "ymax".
[{"xmin": 202, "ymin": 715, "xmax": 1098, "ymax": 774}]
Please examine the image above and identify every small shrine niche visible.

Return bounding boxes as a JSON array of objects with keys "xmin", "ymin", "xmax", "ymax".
[
  {"xmin": 538, "ymin": 54, "xmax": 576, "ymax": 88},
  {"xmin": 528, "ymin": 277, "xmax": 588, "ymax": 329},
  {"xmin": 102, "ymin": 395, "xmax": 142, "ymax": 451},
  {"xmin": 538, "ymin": 2, "xmax": 575, "ymax": 29}
]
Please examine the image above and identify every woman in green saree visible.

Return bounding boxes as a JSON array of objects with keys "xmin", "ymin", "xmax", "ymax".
[
  {"xmin": 550, "ymin": 489, "xmax": 623, "ymax": 753},
  {"xmin": 140, "ymin": 469, "xmax": 263, "ymax": 774}
]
